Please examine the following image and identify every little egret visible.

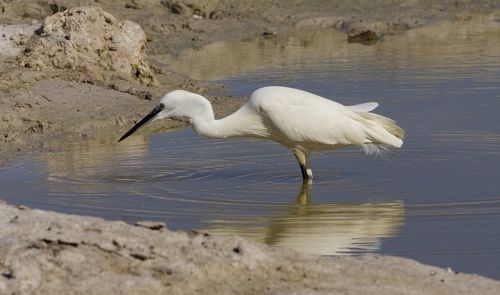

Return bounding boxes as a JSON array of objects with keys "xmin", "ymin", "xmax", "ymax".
[{"xmin": 119, "ymin": 86, "xmax": 404, "ymax": 181}]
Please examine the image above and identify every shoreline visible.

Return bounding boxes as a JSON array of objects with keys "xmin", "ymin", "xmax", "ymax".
[
  {"xmin": 1, "ymin": 199, "xmax": 499, "ymax": 294},
  {"xmin": 1, "ymin": 1, "xmax": 498, "ymax": 164}
]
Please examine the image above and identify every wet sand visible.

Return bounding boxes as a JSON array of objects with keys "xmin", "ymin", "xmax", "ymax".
[{"xmin": 1, "ymin": 0, "xmax": 500, "ymax": 293}]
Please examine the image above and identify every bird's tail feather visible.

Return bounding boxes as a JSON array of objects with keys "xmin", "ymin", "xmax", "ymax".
[
  {"xmin": 361, "ymin": 143, "xmax": 388, "ymax": 156},
  {"xmin": 357, "ymin": 112, "xmax": 405, "ymax": 155}
]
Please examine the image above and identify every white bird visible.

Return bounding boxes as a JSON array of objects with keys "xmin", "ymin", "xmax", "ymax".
[{"xmin": 119, "ymin": 86, "xmax": 404, "ymax": 182}]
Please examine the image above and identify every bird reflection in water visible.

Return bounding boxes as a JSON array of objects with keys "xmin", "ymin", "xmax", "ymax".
[
  {"xmin": 38, "ymin": 134, "xmax": 404, "ymax": 256},
  {"xmin": 205, "ymin": 184, "xmax": 405, "ymax": 255}
]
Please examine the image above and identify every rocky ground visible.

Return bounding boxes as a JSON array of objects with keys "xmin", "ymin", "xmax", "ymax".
[
  {"xmin": 1, "ymin": 200, "xmax": 500, "ymax": 294},
  {"xmin": 1, "ymin": 0, "xmax": 500, "ymax": 293}
]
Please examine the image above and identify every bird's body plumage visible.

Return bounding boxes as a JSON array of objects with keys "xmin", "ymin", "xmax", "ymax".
[
  {"xmin": 247, "ymin": 87, "xmax": 403, "ymax": 152},
  {"xmin": 119, "ymin": 86, "xmax": 404, "ymax": 181}
]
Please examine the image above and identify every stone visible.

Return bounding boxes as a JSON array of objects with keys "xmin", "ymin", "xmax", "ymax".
[
  {"xmin": 162, "ymin": 0, "xmax": 220, "ymax": 18},
  {"xmin": 347, "ymin": 30, "xmax": 380, "ymax": 44},
  {"xmin": 21, "ymin": 7, "xmax": 158, "ymax": 86}
]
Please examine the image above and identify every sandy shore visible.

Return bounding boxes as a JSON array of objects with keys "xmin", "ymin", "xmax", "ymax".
[
  {"xmin": 1, "ymin": 0, "xmax": 500, "ymax": 293},
  {"xmin": 1, "ymin": 200, "xmax": 499, "ymax": 294}
]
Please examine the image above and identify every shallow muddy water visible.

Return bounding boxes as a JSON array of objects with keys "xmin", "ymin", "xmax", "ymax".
[{"xmin": 2, "ymin": 19, "xmax": 500, "ymax": 278}]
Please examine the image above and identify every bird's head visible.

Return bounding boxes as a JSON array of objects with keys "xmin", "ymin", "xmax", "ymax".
[{"xmin": 118, "ymin": 90, "xmax": 211, "ymax": 142}]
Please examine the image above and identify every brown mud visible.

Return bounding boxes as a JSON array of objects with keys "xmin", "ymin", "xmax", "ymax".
[{"xmin": 1, "ymin": 0, "xmax": 498, "ymax": 163}]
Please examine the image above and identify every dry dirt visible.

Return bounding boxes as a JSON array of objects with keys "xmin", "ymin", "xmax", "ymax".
[
  {"xmin": 1, "ymin": 200, "xmax": 499, "ymax": 295},
  {"xmin": 1, "ymin": 0, "xmax": 500, "ymax": 293}
]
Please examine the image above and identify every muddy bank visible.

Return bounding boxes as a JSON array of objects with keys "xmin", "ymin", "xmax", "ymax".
[
  {"xmin": 1, "ymin": 1, "xmax": 499, "ymax": 163},
  {"xmin": 0, "ymin": 73, "xmax": 240, "ymax": 164},
  {"xmin": 1, "ymin": 200, "xmax": 499, "ymax": 294}
]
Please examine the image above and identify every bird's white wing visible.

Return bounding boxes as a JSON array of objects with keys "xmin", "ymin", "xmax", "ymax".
[
  {"xmin": 251, "ymin": 88, "xmax": 370, "ymax": 147},
  {"xmin": 347, "ymin": 102, "xmax": 378, "ymax": 112}
]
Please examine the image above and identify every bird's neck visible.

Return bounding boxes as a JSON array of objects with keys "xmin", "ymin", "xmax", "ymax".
[{"xmin": 191, "ymin": 105, "xmax": 253, "ymax": 139}]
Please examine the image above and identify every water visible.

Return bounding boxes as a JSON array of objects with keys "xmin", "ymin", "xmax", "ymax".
[{"xmin": 2, "ymin": 19, "xmax": 500, "ymax": 278}]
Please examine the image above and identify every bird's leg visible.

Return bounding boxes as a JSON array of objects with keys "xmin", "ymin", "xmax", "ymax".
[
  {"xmin": 299, "ymin": 163, "xmax": 308, "ymax": 180},
  {"xmin": 293, "ymin": 149, "xmax": 313, "ymax": 183}
]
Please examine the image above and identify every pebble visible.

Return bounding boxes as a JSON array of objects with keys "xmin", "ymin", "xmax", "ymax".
[
  {"xmin": 347, "ymin": 30, "xmax": 379, "ymax": 44},
  {"xmin": 447, "ymin": 267, "xmax": 457, "ymax": 274},
  {"xmin": 262, "ymin": 28, "xmax": 277, "ymax": 39},
  {"xmin": 135, "ymin": 221, "xmax": 167, "ymax": 231}
]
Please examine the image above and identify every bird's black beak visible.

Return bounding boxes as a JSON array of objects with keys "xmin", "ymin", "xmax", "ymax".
[{"xmin": 118, "ymin": 103, "xmax": 165, "ymax": 142}]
